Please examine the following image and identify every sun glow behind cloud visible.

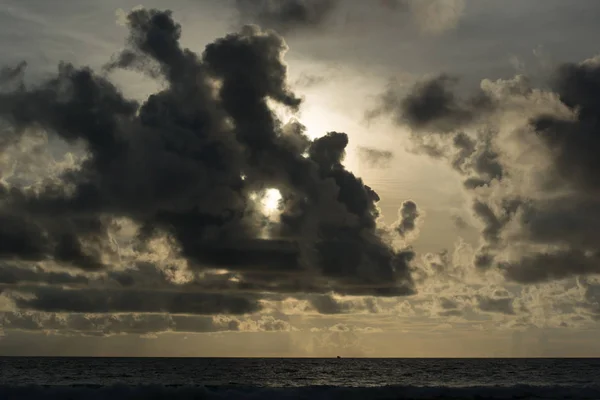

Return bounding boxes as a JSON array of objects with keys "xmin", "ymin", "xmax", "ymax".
[
  {"xmin": 261, "ymin": 188, "xmax": 282, "ymax": 216},
  {"xmin": 249, "ymin": 188, "xmax": 283, "ymax": 222},
  {"xmin": 248, "ymin": 188, "xmax": 283, "ymax": 239}
]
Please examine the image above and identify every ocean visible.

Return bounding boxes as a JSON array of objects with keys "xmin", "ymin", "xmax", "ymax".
[{"xmin": 1, "ymin": 357, "xmax": 599, "ymax": 399}]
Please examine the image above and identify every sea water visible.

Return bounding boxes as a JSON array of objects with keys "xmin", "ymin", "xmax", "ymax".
[{"xmin": 1, "ymin": 357, "xmax": 599, "ymax": 399}]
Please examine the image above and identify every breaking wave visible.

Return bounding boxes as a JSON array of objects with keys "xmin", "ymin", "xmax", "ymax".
[{"xmin": 1, "ymin": 384, "xmax": 600, "ymax": 399}]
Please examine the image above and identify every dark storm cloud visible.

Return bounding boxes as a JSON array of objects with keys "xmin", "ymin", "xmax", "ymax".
[
  {"xmin": 0, "ymin": 7, "xmax": 416, "ymax": 309},
  {"xmin": 10, "ymin": 286, "xmax": 261, "ymax": 315},
  {"xmin": 357, "ymin": 146, "xmax": 393, "ymax": 168},
  {"xmin": 287, "ymin": 130, "xmax": 416, "ymax": 295},
  {"xmin": 368, "ymin": 75, "xmax": 494, "ymax": 133},
  {"xmin": 395, "ymin": 200, "xmax": 419, "ymax": 238},
  {"xmin": 234, "ymin": 0, "xmax": 338, "ymax": 34},
  {"xmin": 203, "ymin": 29, "xmax": 413, "ymax": 294}
]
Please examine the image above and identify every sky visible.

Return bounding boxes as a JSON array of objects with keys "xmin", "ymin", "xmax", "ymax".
[{"xmin": 1, "ymin": 0, "xmax": 600, "ymax": 357}]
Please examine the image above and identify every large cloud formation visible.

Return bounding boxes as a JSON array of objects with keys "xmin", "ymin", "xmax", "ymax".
[
  {"xmin": 371, "ymin": 53, "xmax": 600, "ymax": 287},
  {"xmin": 0, "ymin": 7, "xmax": 417, "ymax": 335}
]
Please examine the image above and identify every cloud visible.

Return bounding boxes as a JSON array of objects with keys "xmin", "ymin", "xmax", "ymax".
[
  {"xmin": 238, "ymin": 315, "xmax": 295, "ymax": 332},
  {"xmin": 530, "ymin": 57, "xmax": 600, "ymax": 192},
  {"xmin": 502, "ymin": 251, "xmax": 600, "ymax": 285},
  {"xmin": 234, "ymin": 0, "xmax": 337, "ymax": 34},
  {"xmin": 9, "ymin": 286, "xmax": 261, "ymax": 315},
  {"xmin": 367, "ymin": 75, "xmax": 494, "ymax": 133},
  {"xmin": 0, "ymin": 311, "xmax": 293, "ymax": 336},
  {"xmin": 300, "ymin": 322, "xmax": 374, "ymax": 356},
  {"xmin": 578, "ymin": 278, "xmax": 600, "ymax": 322},
  {"xmin": 476, "ymin": 295, "xmax": 515, "ymax": 315},
  {"xmin": 1, "ymin": 312, "xmax": 176, "ymax": 336},
  {"xmin": 357, "ymin": 146, "xmax": 393, "ymax": 168},
  {"xmin": 0, "ymin": 263, "xmax": 89, "ymax": 286},
  {"xmin": 373, "ymin": 52, "xmax": 600, "ymax": 285},
  {"xmin": 308, "ymin": 294, "xmax": 379, "ymax": 314},
  {"xmin": 395, "ymin": 200, "xmax": 420, "ymax": 238},
  {"xmin": 309, "ymin": 294, "xmax": 347, "ymax": 314},
  {"xmin": 0, "ymin": 5, "xmax": 419, "ymax": 336}
]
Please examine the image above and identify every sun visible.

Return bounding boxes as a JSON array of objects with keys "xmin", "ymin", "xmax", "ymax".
[{"xmin": 261, "ymin": 188, "xmax": 282, "ymax": 214}]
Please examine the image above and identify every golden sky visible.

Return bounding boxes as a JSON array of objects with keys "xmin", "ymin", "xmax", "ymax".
[{"xmin": 2, "ymin": 0, "xmax": 600, "ymax": 357}]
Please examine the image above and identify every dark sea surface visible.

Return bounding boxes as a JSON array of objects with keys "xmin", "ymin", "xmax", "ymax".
[{"xmin": 1, "ymin": 357, "xmax": 600, "ymax": 399}]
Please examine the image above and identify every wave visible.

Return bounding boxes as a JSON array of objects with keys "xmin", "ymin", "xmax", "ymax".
[{"xmin": 1, "ymin": 384, "xmax": 600, "ymax": 400}]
